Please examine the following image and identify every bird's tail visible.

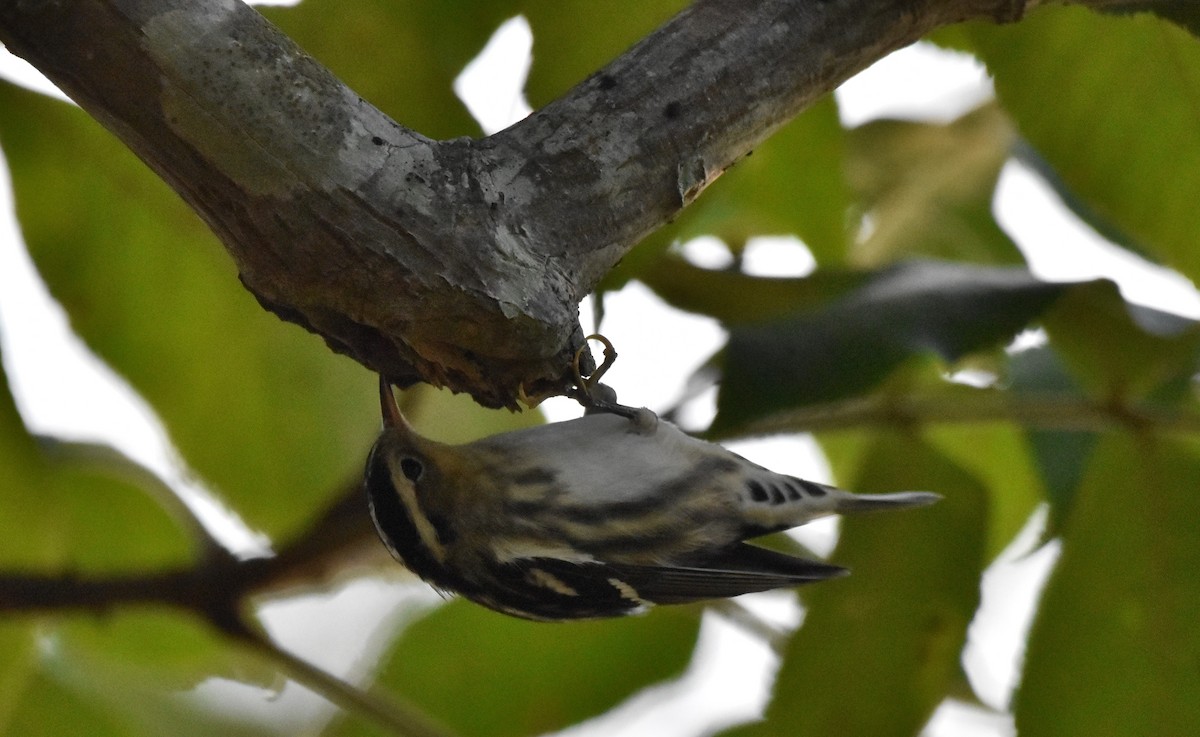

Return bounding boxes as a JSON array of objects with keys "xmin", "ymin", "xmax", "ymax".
[
  {"xmin": 835, "ymin": 490, "xmax": 942, "ymax": 514},
  {"xmin": 740, "ymin": 472, "xmax": 941, "ymax": 529}
]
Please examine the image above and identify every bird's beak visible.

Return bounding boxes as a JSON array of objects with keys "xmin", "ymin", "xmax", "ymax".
[{"xmin": 379, "ymin": 376, "xmax": 408, "ymax": 430}]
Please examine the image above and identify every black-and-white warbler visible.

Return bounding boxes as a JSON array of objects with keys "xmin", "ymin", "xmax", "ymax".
[{"xmin": 364, "ymin": 362, "xmax": 939, "ymax": 621}]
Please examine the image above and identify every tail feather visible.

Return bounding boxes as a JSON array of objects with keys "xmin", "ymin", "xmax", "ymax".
[
  {"xmin": 835, "ymin": 490, "xmax": 942, "ymax": 514},
  {"xmin": 740, "ymin": 470, "xmax": 941, "ymax": 532}
]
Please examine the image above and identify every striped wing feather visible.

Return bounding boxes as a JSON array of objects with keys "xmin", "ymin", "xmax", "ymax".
[
  {"xmin": 501, "ymin": 544, "xmax": 847, "ymax": 615},
  {"xmin": 606, "ymin": 544, "xmax": 848, "ymax": 603}
]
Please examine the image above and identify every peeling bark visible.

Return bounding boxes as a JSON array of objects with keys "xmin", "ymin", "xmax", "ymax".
[{"xmin": 0, "ymin": 0, "xmax": 1039, "ymax": 407}]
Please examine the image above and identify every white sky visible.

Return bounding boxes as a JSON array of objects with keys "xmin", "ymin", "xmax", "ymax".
[{"xmin": 3, "ymin": 14, "xmax": 1198, "ymax": 737}]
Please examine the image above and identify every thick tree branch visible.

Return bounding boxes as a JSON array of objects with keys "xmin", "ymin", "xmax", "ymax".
[{"xmin": 0, "ymin": 0, "xmax": 1055, "ymax": 407}]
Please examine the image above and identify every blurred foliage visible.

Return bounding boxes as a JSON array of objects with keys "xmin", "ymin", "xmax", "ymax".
[
  {"xmin": 326, "ymin": 602, "xmax": 701, "ymax": 737},
  {"xmin": 962, "ymin": 7, "xmax": 1200, "ymax": 275},
  {"xmin": 2, "ymin": 2, "xmax": 1200, "ymax": 737},
  {"xmin": 728, "ymin": 434, "xmax": 988, "ymax": 737}
]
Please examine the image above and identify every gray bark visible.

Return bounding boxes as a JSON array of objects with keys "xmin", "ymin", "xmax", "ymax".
[{"xmin": 0, "ymin": 0, "xmax": 1034, "ymax": 407}]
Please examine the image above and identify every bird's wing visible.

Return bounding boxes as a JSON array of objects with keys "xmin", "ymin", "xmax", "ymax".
[
  {"xmin": 489, "ymin": 545, "xmax": 847, "ymax": 617},
  {"xmin": 606, "ymin": 544, "xmax": 848, "ymax": 604}
]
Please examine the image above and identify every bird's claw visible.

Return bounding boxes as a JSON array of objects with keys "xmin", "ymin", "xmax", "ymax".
[{"xmin": 570, "ymin": 334, "xmax": 656, "ymax": 431}]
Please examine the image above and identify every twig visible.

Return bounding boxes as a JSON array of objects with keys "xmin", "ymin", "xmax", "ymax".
[
  {"xmin": 233, "ymin": 629, "xmax": 458, "ymax": 737},
  {"xmin": 706, "ymin": 391, "xmax": 1200, "ymax": 440},
  {"xmin": 708, "ymin": 599, "xmax": 794, "ymax": 654}
]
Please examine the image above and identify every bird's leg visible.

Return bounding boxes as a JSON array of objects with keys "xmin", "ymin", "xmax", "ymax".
[
  {"xmin": 575, "ymin": 333, "xmax": 618, "ymax": 388},
  {"xmin": 571, "ymin": 334, "xmax": 658, "ymax": 434},
  {"xmin": 584, "ymin": 382, "xmax": 659, "ymax": 434}
]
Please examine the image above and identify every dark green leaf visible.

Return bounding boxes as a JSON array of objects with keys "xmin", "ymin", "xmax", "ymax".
[
  {"xmin": 1008, "ymin": 345, "xmax": 1097, "ymax": 541},
  {"xmin": 1015, "ymin": 434, "xmax": 1200, "ymax": 736},
  {"xmin": 0, "ymin": 623, "xmax": 131, "ymax": 737},
  {"xmin": 329, "ymin": 600, "xmax": 700, "ymax": 737},
  {"xmin": 39, "ymin": 440, "xmax": 195, "ymax": 572},
  {"xmin": 714, "ymin": 261, "xmax": 1067, "ymax": 433},
  {"xmin": 0, "ymin": 344, "xmax": 50, "ymax": 566},
  {"xmin": 728, "ymin": 433, "xmax": 986, "ymax": 737}
]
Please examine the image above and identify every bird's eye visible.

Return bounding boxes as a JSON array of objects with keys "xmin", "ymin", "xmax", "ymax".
[{"xmin": 399, "ymin": 457, "xmax": 424, "ymax": 481}]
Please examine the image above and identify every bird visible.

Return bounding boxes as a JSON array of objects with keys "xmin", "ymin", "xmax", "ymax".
[{"xmin": 364, "ymin": 375, "xmax": 939, "ymax": 621}]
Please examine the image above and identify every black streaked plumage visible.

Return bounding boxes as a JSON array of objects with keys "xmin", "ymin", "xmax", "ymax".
[{"xmin": 365, "ymin": 378, "xmax": 939, "ymax": 621}]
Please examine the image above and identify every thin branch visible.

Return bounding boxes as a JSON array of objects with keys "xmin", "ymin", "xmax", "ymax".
[
  {"xmin": 0, "ymin": 570, "xmax": 187, "ymax": 613},
  {"xmin": 0, "ymin": 477, "xmax": 389, "ymax": 614},
  {"xmin": 0, "ymin": 477, "xmax": 446, "ymax": 737},
  {"xmin": 709, "ymin": 391, "xmax": 1200, "ymax": 440},
  {"xmin": 234, "ymin": 629, "xmax": 458, "ymax": 737},
  {"xmin": 708, "ymin": 599, "xmax": 793, "ymax": 654}
]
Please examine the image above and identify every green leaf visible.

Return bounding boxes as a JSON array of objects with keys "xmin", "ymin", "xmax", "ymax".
[
  {"xmin": 1041, "ymin": 279, "xmax": 1200, "ymax": 400},
  {"xmin": 639, "ymin": 255, "xmax": 872, "ymax": 325},
  {"xmin": 0, "ymin": 346, "xmax": 51, "ymax": 567},
  {"xmin": 329, "ymin": 600, "xmax": 701, "ymax": 737},
  {"xmin": 713, "ymin": 261, "xmax": 1067, "ymax": 433},
  {"xmin": 53, "ymin": 609, "xmax": 274, "ymax": 691},
  {"xmin": 38, "ymin": 441, "xmax": 195, "ymax": 572},
  {"xmin": 396, "ymin": 383, "xmax": 546, "ymax": 446},
  {"xmin": 0, "ymin": 626, "xmax": 131, "ymax": 737},
  {"xmin": 924, "ymin": 422, "xmax": 1043, "ymax": 561},
  {"xmin": 263, "ymin": 0, "xmax": 519, "ymax": 139},
  {"xmin": 5, "ymin": 678, "xmax": 128, "ymax": 737},
  {"xmin": 1008, "ymin": 345, "xmax": 1098, "ymax": 541},
  {"xmin": 0, "ymin": 622, "xmax": 41, "ymax": 735},
  {"xmin": 1015, "ymin": 434, "xmax": 1200, "ymax": 736},
  {"xmin": 665, "ymin": 98, "xmax": 850, "ymax": 263},
  {"xmin": 0, "ymin": 345, "xmax": 38, "ymax": 464},
  {"xmin": 0, "ymin": 346, "xmax": 193, "ymax": 570},
  {"xmin": 521, "ymin": 0, "xmax": 689, "ymax": 107},
  {"xmin": 0, "ymin": 617, "xmax": 275, "ymax": 737},
  {"xmin": 0, "ymin": 81, "xmax": 379, "ymax": 541},
  {"xmin": 1102, "ymin": 1, "xmax": 1200, "ymax": 38},
  {"xmin": 40, "ymin": 648, "xmax": 276, "ymax": 737},
  {"xmin": 965, "ymin": 6, "xmax": 1200, "ymax": 281},
  {"xmin": 728, "ymin": 433, "xmax": 986, "ymax": 737},
  {"xmin": 1011, "ymin": 141, "xmax": 1147, "ymax": 259},
  {"xmin": 845, "ymin": 103, "xmax": 1023, "ymax": 266}
]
